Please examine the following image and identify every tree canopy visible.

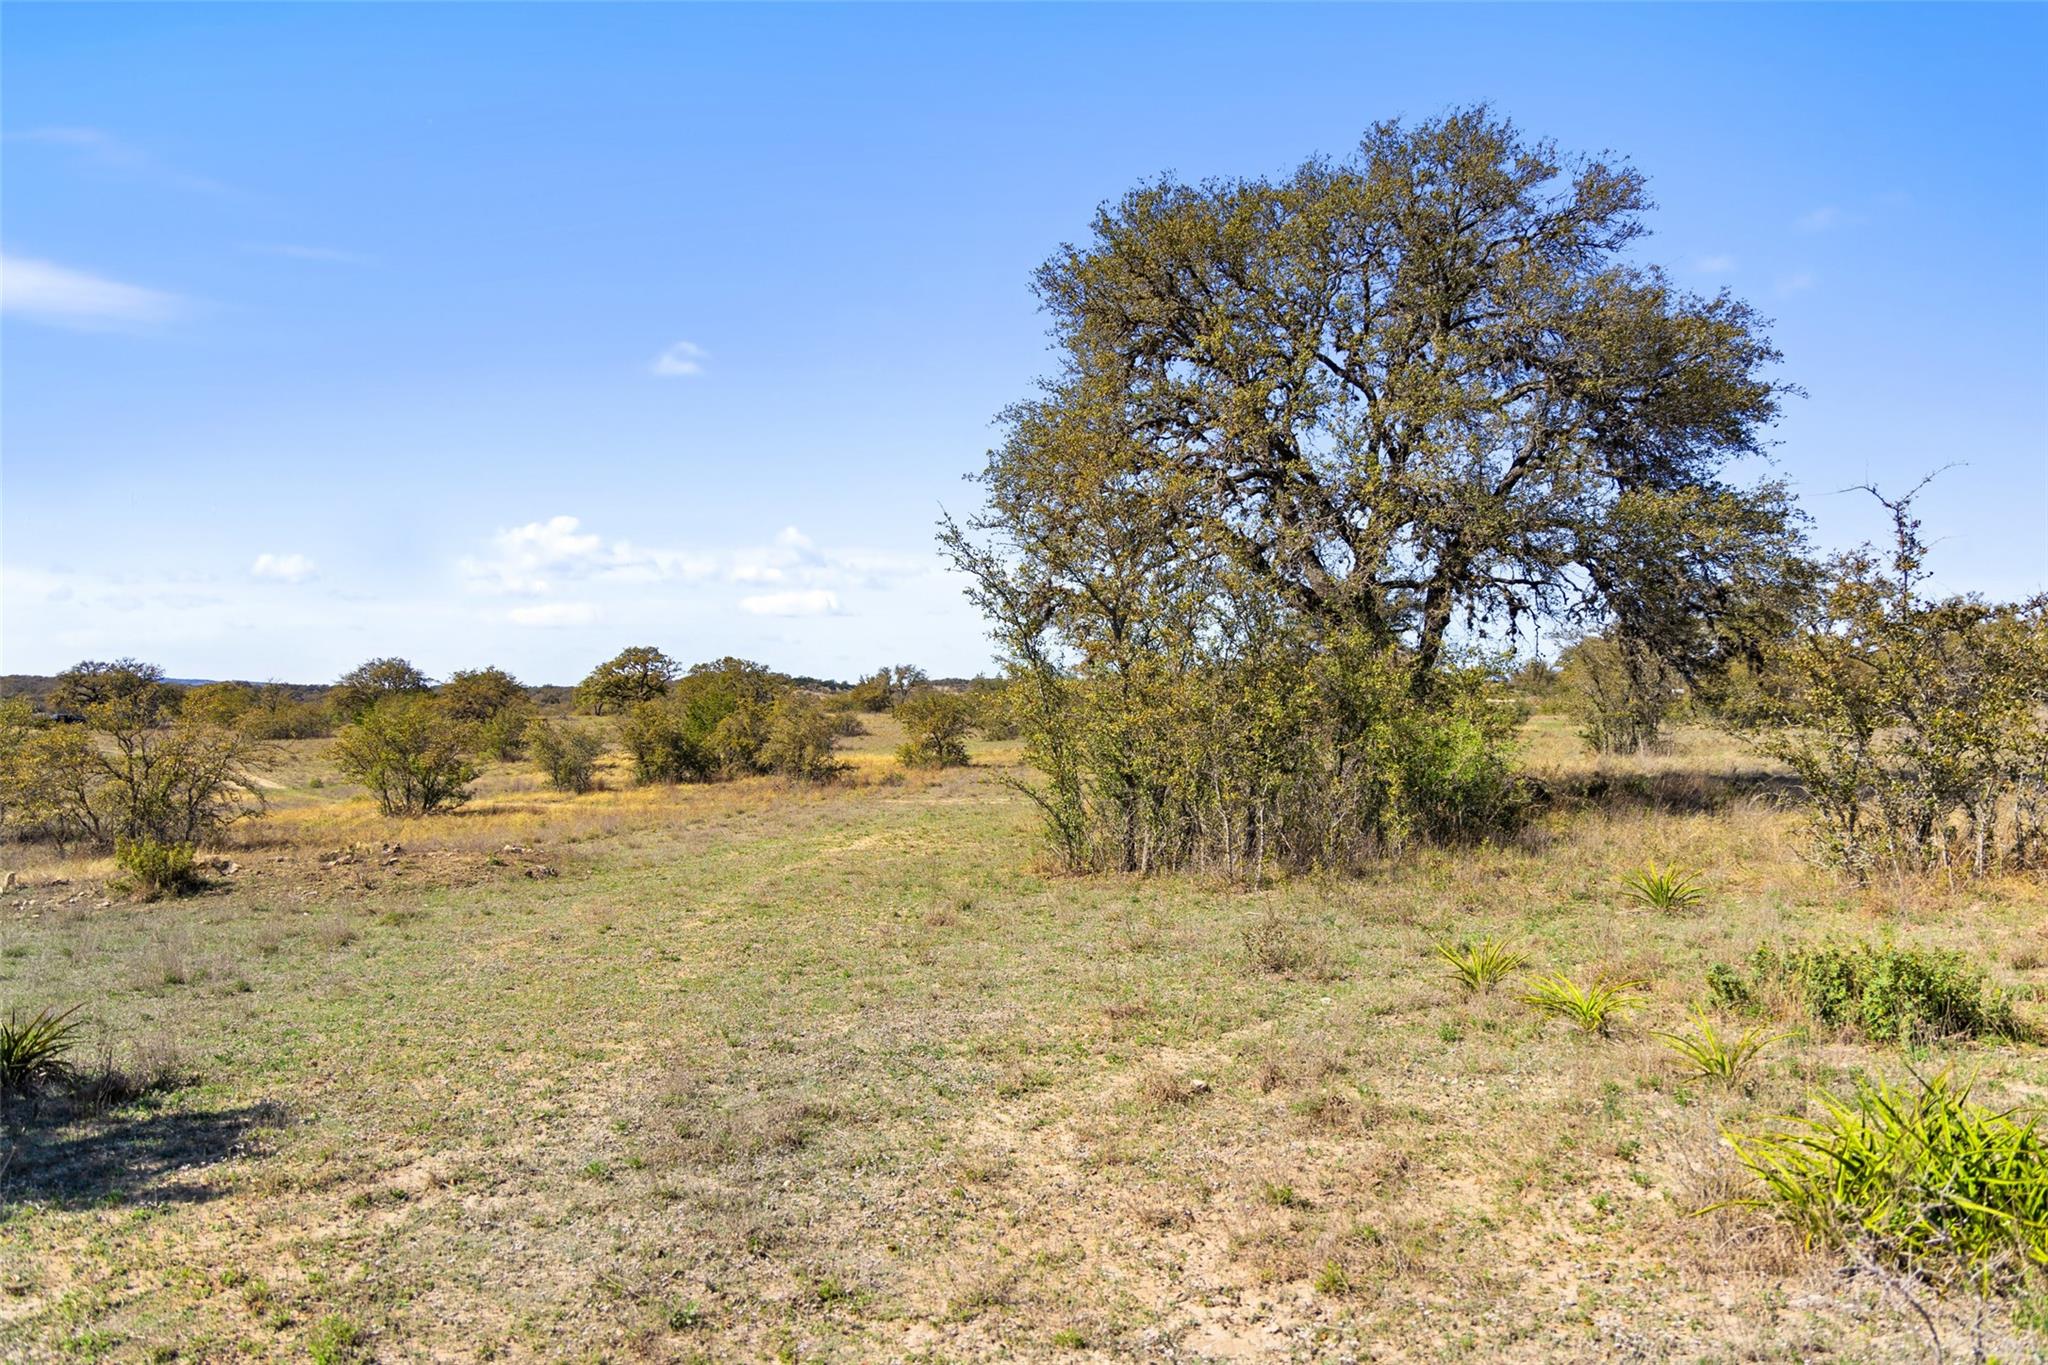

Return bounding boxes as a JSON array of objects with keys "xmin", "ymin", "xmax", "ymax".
[{"xmin": 947, "ymin": 107, "xmax": 1808, "ymax": 689}]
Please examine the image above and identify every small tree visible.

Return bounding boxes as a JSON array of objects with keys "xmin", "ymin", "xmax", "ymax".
[
  {"xmin": 1560, "ymin": 635, "xmax": 1679, "ymax": 755},
  {"xmin": 761, "ymin": 693, "xmax": 844, "ymax": 781},
  {"xmin": 331, "ymin": 657, "xmax": 432, "ymax": 722},
  {"xmin": 440, "ymin": 666, "xmax": 532, "ymax": 760},
  {"xmin": 51, "ymin": 658, "xmax": 170, "ymax": 717},
  {"xmin": 0, "ymin": 682, "xmax": 266, "ymax": 850},
  {"xmin": 1727, "ymin": 483, "xmax": 2048, "ymax": 882},
  {"xmin": 526, "ymin": 718, "xmax": 602, "ymax": 794},
  {"xmin": 181, "ymin": 681, "xmax": 259, "ymax": 728},
  {"xmin": 896, "ymin": 689, "xmax": 973, "ymax": 769},
  {"xmin": 333, "ymin": 695, "xmax": 476, "ymax": 816},
  {"xmin": 577, "ymin": 646, "xmax": 680, "ymax": 714}
]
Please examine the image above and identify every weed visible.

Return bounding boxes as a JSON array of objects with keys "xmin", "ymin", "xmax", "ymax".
[
  {"xmin": 1654, "ymin": 1011, "xmax": 1780, "ymax": 1085},
  {"xmin": 1721, "ymin": 1070, "xmax": 2048, "ymax": 1293},
  {"xmin": 1313, "ymin": 1260, "xmax": 1351, "ymax": 1295},
  {"xmin": 1262, "ymin": 1182, "xmax": 1310, "ymax": 1209},
  {"xmin": 1522, "ymin": 973, "xmax": 1645, "ymax": 1036},
  {"xmin": 1242, "ymin": 908, "xmax": 1331, "ymax": 977},
  {"xmin": 1618, "ymin": 862, "xmax": 1706, "ymax": 910},
  {"xmin": 306, "ymin": 1313, "xmax": 365, "ymax": 1364},
  {"xmin": 1, "ymin": 1002, "xmax": 85, "ymax": 1105},
  {"xmin": 1433, "ymin": 937, "xmax": 1528, "ymax": 993}
]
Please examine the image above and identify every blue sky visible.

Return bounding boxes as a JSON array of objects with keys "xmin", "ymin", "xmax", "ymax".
[{"xmin": 4, "ymin": 4, "xmax": 2043, "ymax": 684}]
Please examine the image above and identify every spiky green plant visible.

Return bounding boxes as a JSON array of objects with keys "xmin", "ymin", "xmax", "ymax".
[
  {"xmin": 1619, "ymin": 862, "xmax": 1707, "ymax": 910},
  {"xmin": 1433, "ymin": 937, "xmax": 1528, "ymax": 994},
  {"xmin": 1522, "ymin": 973, "xmax": 1645, "ymax": 1036},
  {"xmin": 1719, "ymin": 1070, "xmax": 2048, "ymax": 1293},
  {"xmin": 1654, "ymin": 1010, "xmax": 1780, "ymax": 1084},
  {"xmin": 0, "ymin": 1002, "xmax": 85, "ymax": 1102}
]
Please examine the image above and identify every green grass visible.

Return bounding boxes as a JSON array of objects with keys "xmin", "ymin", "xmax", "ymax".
[
  {"xmin": 1433, "ymin": 937, "xmax": 1528, "ymax": 993},
  {"xmin": 1521, "ymin": 972, "xmax": 1646, "ymax": 1036}
]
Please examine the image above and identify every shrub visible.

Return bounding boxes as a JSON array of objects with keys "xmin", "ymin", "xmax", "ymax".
[
  {"xmin": 896, "ymin": 689, "xmax": 973, "ymax": 769},
  {"xmin": 527, "ymin": 718, "xmax": 602, "ymax": 794},
  {"xmin": 0, "ymin": 1003, "xmax": 84, "ymax": 1107},
  {"xmin": 1560, "ymin": 635, "xmax": 1678, "ymax": 755},
  {"xmin": 181, "ymin": 681, "xmax": 258, "ymax": 728},
  {"xmin": 239, "ymin": 686, "xmax": 334, "ymax": 739},
  {"xmin": 1433, "ymin": 938, "xmax": 1528, "ymax": 994},
  {"xmin": 1736, "ymin": 940, "xmax": 2023, "ymax": 1045},
  {"xmin": 332, "ymin": 694, "xmax": 476, "ymax": 816},
  {"xmin": 618, "ymin": 660, "xmax": 786, "ymax": 783},
  {"xmin": 760, "ymin": 694, "xmax": 844, "ymax": 781},
  {"xmin": 1722, "ymin": 1070, "xmax": 2048, "ymax": 1294},
  {"xmin": 442, "ymin": 667, "xmax": 532, "ymax": 759},
  {"xmin": 1241, "ymin": 908, "xmax": 1331, "ymax": 978},
  {"xmin": 114, "ymin": 837, "xmax": 202, "ymax": 901},
  {"xmin": 1522, "ymin": 973, "xmax": 1644, "ymax": 1036},
  {"xmin": 1723, "ymin": 484, "xmax": 2048, "ymax": 882},
  {"xmin": 0, "ymin": 678, "xmax": 266, "ymax": 851}
]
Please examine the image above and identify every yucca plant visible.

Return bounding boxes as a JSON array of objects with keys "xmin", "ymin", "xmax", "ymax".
[
  {"xmin": 1719, "ymin": 1070, "xmax": 2048, "ymax": 1293},
  {"xmin": 1522, "ymin": 973, "xmax": 1645, "ymax": 1036},
  {"xmin": 1, "ymin": 1002, "xmax": 86, "ymax": 1106},
  {"xmin": 1654, "ymin": 1010, "xmax": 1780, "ymax": 1084},
  {"xmin": 1619, "ymin": 862, "xmax": 1707, "ymax": 910},
  {"xmin": 1433, "ymin": 937, "xmax": 1529, "ymax": 994}
]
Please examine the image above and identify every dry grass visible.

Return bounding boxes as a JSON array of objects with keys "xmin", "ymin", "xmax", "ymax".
[{"xmin": 2, "ymin": 715, "xmax": 2044, "ymax": 1360}]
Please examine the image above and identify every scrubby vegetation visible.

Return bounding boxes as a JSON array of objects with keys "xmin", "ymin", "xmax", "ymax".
[
  {"xmin": 1722, "ymin": 939, "xmax": 2025, "ymax": 1045},
  {"xmin": 1725, "ymin": 1071, "xmax": 2048, "ymax": 1296},
  {"xmin": 332, "ymin": 693, "xmax": 477, "ymax": 817}
]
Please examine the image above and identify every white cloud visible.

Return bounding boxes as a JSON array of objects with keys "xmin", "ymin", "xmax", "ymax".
[
  {"xmin": 508, "ymin": 602, "xmax": 598, "ymax": 627},
  {"xmin": 1794, "ymin": 206, "xmax": 1841, "ymax": 233},
  {"xmin": 460, "ymin": 515, "xmax": 713, "ymax": 596},
  {"xmin": 1692, "ymin": 254, "xmax": 1737, "ymax": 273},
  {"xmin": 6, "ymin": 126, "xmax": 229, "ymax": 195},
  {"xmin": 1775, "ymin": 270, "xmax": 1818, "ymax": 295},
  {"xmin": 1, "ymin": 252, "xmax": 184, "ymax": 329},
  {"xmin": 740, "ymin": 589, "xmax": 841, "ymax": 617},
  {"xmin": 650, "ymin": 340, "xmax": 707, "ymax": 377},
  {"xmin": 244, "ymin": 242, "xmax": 372, "ymax": 265},
  {"xmin": 251, "ymin": 552, "xmax": 317, "ymax": 583}
]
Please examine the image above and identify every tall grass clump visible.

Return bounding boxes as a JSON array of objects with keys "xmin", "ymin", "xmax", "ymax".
[
  {"xmin": 1654, "ymin": 1010, "xmax": 1779, "ymax": 1085},
  {"xmin": 1722, "ymin": 1070, "xmax": 2048, "ymax": 1294},
  {"xmin": 1, "ymin": 1003, "xmax": 85, "ymax": 1109},
  {"xmin": 1522, "ymin": 973, "xmax": 1645, "ymax": 1036},
  {"xmin": 1434, "ymin": 938, "xmax": 1527, "ymax": 993},
  {"xmin": 1618, "ymin": 862, "xmax": 1707, "ymax": 910}
]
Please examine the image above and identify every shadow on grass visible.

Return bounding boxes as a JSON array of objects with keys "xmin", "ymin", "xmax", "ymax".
[
  {"xmin": 1535, "ymin": 768, "xmax": 1803, "ymax": 816},
  {"xmin": 0, "ymin": 1099, "xmax": 288, "ymax": 1210}
]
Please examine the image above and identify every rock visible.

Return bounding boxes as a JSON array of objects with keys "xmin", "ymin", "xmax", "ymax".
[
  {"xmin": 524, "ymin": 864, "xmax": 558, "ymax": 879},
  {"xmin": 501, "ymin": 844, "xmax": 528, "ymax": 854},
  {"xmin": 0, "ymin": 871, "xmax": 15, "ymax": 891}
]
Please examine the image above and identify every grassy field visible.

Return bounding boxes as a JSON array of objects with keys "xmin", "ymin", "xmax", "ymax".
[{"xmin": 4, "ymin": 716, "xmax": 2046, "ymax": 1361}]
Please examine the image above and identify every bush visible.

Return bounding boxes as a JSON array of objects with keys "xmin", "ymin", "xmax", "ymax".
[
  {"xmin": 618, "ymin": 659, "xmax": 786, "ymax": 783},
  {"xmin": 896, "ymin": 689, "xmax": 973, "ymax": 769},
  {"xmin": 0, "ymin": 677, "xmax": 266, "ymax": 851},
  {"xmin": 239, "ymin": 686, "xmax": 333, "ymax": 740},
  {"xmin": 1724, "ymin": 1070, "xmax": 2048, "ymax": 1294},
  {"xmin": 1560, "ymin": 635, "xmax": 1678, "ymax": 755},
  {"xmin": 527, "ymin": 718, "xmax": 602, "ymax": 793},
  {"xmin": 1724, "ymin": 485, "xmax": 2048, "ymax": 882},
  {"xmin": 1728, "ymin": 940, "xmax": 2023, "ymax": 1045},
  {"xmin": 114, "ymin": 837, "xmax": 202, "ymax": 901},
  {"xmin": 442, "ymin": 667, "xmax": 532, "ymax": 760},
  {"xmin": 760, "ymin": 694, "xmax": 844, "ymax": 781},
  {"xmin": 332, "ymin": 695, "xmax": 476, "ymax": 816}
]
